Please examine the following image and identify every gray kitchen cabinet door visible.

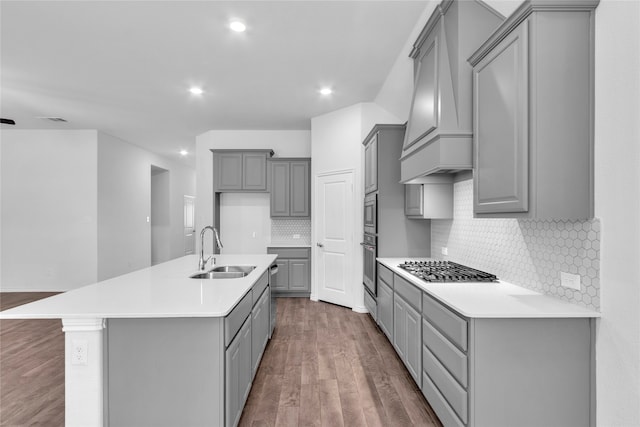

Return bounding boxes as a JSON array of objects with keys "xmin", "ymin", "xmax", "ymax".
[
  {"xmin": 217, "ymin": 152, "xmax": 243, "ymax": 191},
  {"xmin": 377, "ymin": 278, "xmax": 393, "ymax": 340},
  {"xmin": 270, "ymin": 162, "xmax": 290, "ymax": 217},
  {"xmin": 473, "ymin": 22, "xmax": 529, "ymax": 214},
  {"xmin": 225, "ymin": 316, "xmax": 252, "ymax": 427},
  {"xmin": 272, "ymin": 260, "xmax": 289, "ymax": 291},
  {"xmin": 290, "ymin": 161, "xmax": 310, "ymax": 217},
  {"xmin": 405, "ymin": 184, "xmax": 423, "ymax": 217},
  {"xmin": 289, "ymin": 259, "xmax": 310, "ymax": 291},
  {"xmin": 242, "ymin": 153, "xmax": 268, "ymax": 191},
  {"xmin": 251, "ymin": 288, "xmax": 270, "ymax": 379},
  {"xmin": 405, "ymin": 302, "xmax": 422, "ymax": 386},
  {"xmin": 393, "ymin": 295, "xmax": 407, "ymax": 361},
  {"xmin": 364, "ymin": 133, "xmax": 378, "ymax": 194}
]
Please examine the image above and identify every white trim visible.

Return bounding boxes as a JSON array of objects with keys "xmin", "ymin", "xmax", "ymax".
[
  {"xmin": 0, "ymin": 288, "xmax": 72, "ymax": 292},
  {"xmin": 62, "ymin": 318, "xmax": 106, "ymax": 332},
  {"xmin": 352, "ymin": 305, "xmax": 368, "ymax": 314}
]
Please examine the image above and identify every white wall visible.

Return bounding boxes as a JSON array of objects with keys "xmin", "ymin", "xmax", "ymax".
[
  {"xmin": 375, "ymin": 0, "xmax": 640, "ymax": 424},
  {"xmin": 195, "ymin": 130, "xmax": 311, "ymax": 253},
  {"xmin": 97, "ymin": 132, "xmax": 196, "ymax": 280},
  {"xmin": 310, "ymin": 102, "xmax": 400, "ymax": 310},
  {"xmin": 0, "ymin": 130, "xmax": 98, "ymax": 291},
  {"xmin": 593, "ymin": 0, "xmax": 640, "ymax": 425},
  {"xmin": 219, "ymin": 193, "xmax": 271, "ymax": 254}
]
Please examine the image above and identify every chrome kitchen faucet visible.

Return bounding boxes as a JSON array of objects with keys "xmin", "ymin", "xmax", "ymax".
[{"xmin": 199, "ymin": 226, "xmax": 223, "ymax": 271}]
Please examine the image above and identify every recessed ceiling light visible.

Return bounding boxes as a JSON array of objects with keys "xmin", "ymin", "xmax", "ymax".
[
  {"xmin": 189, "ymin": 87, "xmax": 204, "ymax": 95},
  {"xmin": 179, "ymin": 150, "xmax": 188, "ymax": 156},
  {"xmin": 319, "ymin": 88, "xmax": 333, "ymax": 96},
  {"xmin": 229, "ymin": 21, "xmax": 246, "ymax": 32}
]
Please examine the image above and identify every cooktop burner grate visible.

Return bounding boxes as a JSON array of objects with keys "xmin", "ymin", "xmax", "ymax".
[{"xmin": 398, "ymin": 260, "xmax": 498, "ymax": 283}]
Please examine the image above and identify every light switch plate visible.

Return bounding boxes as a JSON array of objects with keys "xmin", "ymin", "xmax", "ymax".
[
  {"xmin": 561, "ymin": 271, "xmax": 581, "ymax": 290},
  {"xmin": 441, "ymin": 247, "xmax": 448, "ymax": 256},
  {"xmin": 293, "ymin": 234, "xmax": 300, "ymax": 239}
]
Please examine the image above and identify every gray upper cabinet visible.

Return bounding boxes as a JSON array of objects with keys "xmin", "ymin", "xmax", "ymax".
[
  {"xmin": 469, "ymin": 0, "xmax": 598, "ymax": 219},
  {"xmin": 404, "ymin": 185, "xmax": 424, "ymax": 217},
  {"xmin": 404, "ymin": 176, "xmax": 453, "ymax": 219},
  {"xmin": 364, "ymin": 133, "xmax": 378, "ymax": 194},
  {"xmin": 212, "ymin": 150, "xmax": 274, "ymax": 192},
  {"xmin": 269, "ymin": 159, "xmax": 310, "ymax": 218},
  {"xmin": 400, "ymin": 0, "xmax": 504, "ymax": 182}
]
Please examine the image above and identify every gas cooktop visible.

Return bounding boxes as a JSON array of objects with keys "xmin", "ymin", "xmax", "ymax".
[{"xmin": 398, "ymin": 260, "xmax": 498, "ymax": 283}]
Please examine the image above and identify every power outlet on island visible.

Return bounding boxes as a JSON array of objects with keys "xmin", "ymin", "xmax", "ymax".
[
  {"xmin": 561, "ymin": 271, "xmax": 581, "ymax": 291},
  {"xmin": 71, "ymin": 339, "xmax": 88, "ymax": 366},
  {"xmin": 293, "ymin": 234, "xmax": 300, "ymax": 239}
]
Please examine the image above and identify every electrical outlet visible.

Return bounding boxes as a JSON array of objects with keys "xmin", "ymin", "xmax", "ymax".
[
  {"xmin": 441, "ymin": 247, "xmax": 448, "ymax": 256},
  {"xmin": 293, "ymin": 234, "xmax": 300, "ymax": 239},
  {"xmin": 252, "ymin": 231, "xmax": 256, "ymax": 238},
  {"xmin": 561, "ymin": 272, "xmax": 581, "ymax": 290},
  {"xmin": 71, "ymin": 340, "xmax": 88, "ymax": 365}
]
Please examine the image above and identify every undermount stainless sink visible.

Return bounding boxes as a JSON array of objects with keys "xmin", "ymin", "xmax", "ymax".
[{"xmin": 189, "ymin": 265, "xmax": 256, "ymax": 279}]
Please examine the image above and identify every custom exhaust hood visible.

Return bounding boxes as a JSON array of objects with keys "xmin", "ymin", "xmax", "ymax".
[{"xmin": 400, "ymin": 0, "xmax": 504, "ymax": 183}]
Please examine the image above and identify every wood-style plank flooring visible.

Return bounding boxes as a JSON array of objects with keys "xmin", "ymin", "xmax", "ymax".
[
  {"xmin": 0, "ymin": 294, "xmax": 442, "ymax": 427},
  {"xmin": 240, "ymin": 298, "xmax": 442, "ymax": 427},
  {"xmin": 0, "ymin": 292, "xmax": 65, "ymax": 426}
]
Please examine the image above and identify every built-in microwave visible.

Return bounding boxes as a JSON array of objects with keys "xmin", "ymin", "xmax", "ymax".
[{"xmin": 364, "ymin": 193, "xmax": 377, "ymax": 235}]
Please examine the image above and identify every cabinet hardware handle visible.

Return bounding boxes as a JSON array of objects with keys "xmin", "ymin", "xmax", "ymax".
[{"xmin": 316, "ymin": 243, "xmax": 324, "ymax": 248}]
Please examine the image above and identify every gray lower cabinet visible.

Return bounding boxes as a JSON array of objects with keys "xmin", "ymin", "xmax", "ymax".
[
  {"xmin": 251, "ymin": 287, "xmax": 270, "ymax": 379},
  {"xmin": 376, "ymin": 268, "xmax": 393, "ymax": 341},
  {"xmin": 267, "ymin": 247, "xmax": 311, "ymax": 296},
  {"xmin": 373, "ymin": 262, "xmax": 594, "ymax": 426},
  {"xmin": 268, "ymin": 159, "xmax": 310, "ymax": 218},
  {"xmin": 212, "ymin": 150, "xmax": 273, "ymax": 192},
  {"xmin": 393, "ymin": 274, "xmax": 422, "ymax": 386},
  {"xmin": 421, "ymin": 288, "xmax": 592, "ymax": 427},
  {"xmin": 469, "ymin": 1, "xmax": 598, "ymax": 219},
  {"xmin": 106, "ymin": 274, "xmax": 271, "ymax": 427},
  {"xmin": 225, "ymin": 316, "xmax": 252, "ymax": 427}
]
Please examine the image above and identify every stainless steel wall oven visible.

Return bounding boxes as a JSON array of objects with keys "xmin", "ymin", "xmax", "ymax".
[{"xmin": 362, "ymin": 233, "xmax": 377, "ymax": 296}]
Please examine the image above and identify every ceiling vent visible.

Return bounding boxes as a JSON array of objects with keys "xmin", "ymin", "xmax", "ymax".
[{"xmin": 37, "ymin": 116, "xmax": 67, "ymax": 122}]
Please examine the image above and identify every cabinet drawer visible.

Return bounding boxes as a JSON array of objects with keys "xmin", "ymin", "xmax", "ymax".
[
  {"xmin": 252, "ymin": 271, "xmax": 269, "ymax": 307},
  {"xmin": 378, "ymin": 263, "xmax": 393, "ymax": 286},
  {"xmin": 267, "ymin": 247, "xmax": 310, "ymax": 259},
  {"xmin": 364, "ymin": 290, "xmax": 377, "ymax": 322},
  {"xmin": 394, "ymin": 275, "xmax": 422, "ymax": 312},
  {"xmin": 422, "ymin": 319, "xmax": 468, "ymax": 387},
  {"xmin": 421, "ymin": 371, "xmax": 465, "ymax": 427},
  {"xmin": 423, "ymin": 345, "xmax": 468, "ymax": 423},
  {"xmin": 423, "ymin": 293, "xmax": 467, "ymax": 352},
  {"xmin": 225, "ymin": 291, "xmax": 253, "ymax": 347}
]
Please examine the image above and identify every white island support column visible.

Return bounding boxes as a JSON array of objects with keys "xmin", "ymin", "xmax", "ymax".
[{"xmin": 62, "ymin": 318, "xmax": 106, "ymax": 427}]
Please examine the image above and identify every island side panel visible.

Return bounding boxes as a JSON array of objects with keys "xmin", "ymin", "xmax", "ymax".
[
  {"xmin": 470, "ymin": 317, "xmax": 592, "ymax": 427},
  {"xmin": 106, "ymin": 318, "xmax": 225, "ymax": 427}
]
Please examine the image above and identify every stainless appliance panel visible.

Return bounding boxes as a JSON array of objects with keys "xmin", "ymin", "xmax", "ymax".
[
  {"xmin": 362, "ymin": 233, "xmax": 377, "ymax": 296},
  {"xmin": 364, "ymin": 193, "xmax": 377, "ymax": 235}
]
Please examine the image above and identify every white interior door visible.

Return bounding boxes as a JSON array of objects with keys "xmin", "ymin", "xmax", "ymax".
[
  {"xmin": 184, "ymin": 195, "xmax": 196, "ymax": 255},
  {"xmin": 315, "ymin": 171, "xmax": 354, "ymax": 308}
]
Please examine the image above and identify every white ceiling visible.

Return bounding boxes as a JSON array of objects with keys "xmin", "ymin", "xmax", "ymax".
[{"xmin": 0, "ymin": 1, "xmax": 429, "ymax": 166}]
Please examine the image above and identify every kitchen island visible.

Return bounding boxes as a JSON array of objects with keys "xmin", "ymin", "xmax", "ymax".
[
  {"xmin": 1, "ymin": 254, "xmax": 277, "ymax": 427},
  {"xmin": 376, "ymin": 258, "xmax": 599, "ymax": 427}
]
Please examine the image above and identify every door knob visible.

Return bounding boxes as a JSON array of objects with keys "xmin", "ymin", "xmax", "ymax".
[{"xmin": 316, "ymin": 243, "xmax": 324, "ymax": 248}]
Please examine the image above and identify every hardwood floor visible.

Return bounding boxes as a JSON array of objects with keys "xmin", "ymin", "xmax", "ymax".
[
  {"xmin": 0, "ymin": 294, "xmax": 442, "ymax": 427},
  {"xmin": 240, "ymin": 298, "xmax": 442, "ymax": 427},
  {"xmin": 0, "ymin": 292, "xmax": 65, "ymax": 427}
]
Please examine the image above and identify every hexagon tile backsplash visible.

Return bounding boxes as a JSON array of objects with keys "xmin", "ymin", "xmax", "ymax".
[
  {"xmin": 431, "ymin": 179, "xmax": 600, "ymax": 310},
  {"xmin": 271, "ymin": 219, "xmax": 311, "ymax": 245}
]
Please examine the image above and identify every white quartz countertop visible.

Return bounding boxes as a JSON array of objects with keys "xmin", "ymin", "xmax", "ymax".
[
  {"xmin": 377, "ymin": 258, "xmax": 600, "ymax": 318},
  {"xmin": 0, "ymin": 254, "xmax": 277, "ymax": 319}
]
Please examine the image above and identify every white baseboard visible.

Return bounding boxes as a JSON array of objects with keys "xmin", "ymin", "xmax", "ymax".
[{"xmin": 352, "ymin": 305, "xmax": 368, "ymax": 314}]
